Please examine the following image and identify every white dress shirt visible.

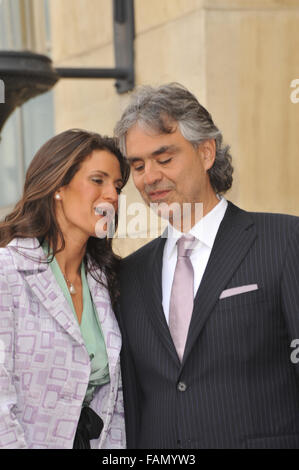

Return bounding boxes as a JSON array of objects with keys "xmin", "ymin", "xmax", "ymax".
[{"xmin": 162, "ymin": 197, "xmax": 228, "ymax": 323}]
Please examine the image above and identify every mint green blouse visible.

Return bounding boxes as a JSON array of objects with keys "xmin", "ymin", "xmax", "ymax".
[{"xmin": 43, "ymin": 247, "xmax": 110, "ymax": 406}]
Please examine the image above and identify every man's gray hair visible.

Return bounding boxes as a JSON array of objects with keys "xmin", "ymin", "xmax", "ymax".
[{"xmin": 114, "ymin": 82, "xmax": 233, "ymax": 194}]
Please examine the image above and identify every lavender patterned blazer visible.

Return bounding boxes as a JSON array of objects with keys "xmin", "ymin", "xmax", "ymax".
[{"xmin": 0, "ymin": 238, "xmax": 126, "ymax": 449}]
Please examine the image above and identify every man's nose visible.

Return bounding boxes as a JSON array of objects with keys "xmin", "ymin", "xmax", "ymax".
[{"xmin": 143, "ymin": 165, "xmax": 163, "ymax": 186}]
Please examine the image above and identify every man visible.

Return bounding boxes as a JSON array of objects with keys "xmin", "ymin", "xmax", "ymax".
[{"xmin": 114, "ymin": 83, "xmax": 299, "ymax": 449}]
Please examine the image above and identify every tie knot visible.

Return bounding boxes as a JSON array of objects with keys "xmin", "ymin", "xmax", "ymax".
[{"xmin": 177, "ymin": 235, "xmax": 196, "ymax": 257}]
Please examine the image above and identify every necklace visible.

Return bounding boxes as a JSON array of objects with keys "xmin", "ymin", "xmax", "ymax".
[{"xmin": 64, "ymin": 276, "xmax": 77, "ymax": 295}]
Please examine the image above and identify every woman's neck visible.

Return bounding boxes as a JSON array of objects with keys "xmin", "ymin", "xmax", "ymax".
[{"xmin": 55, "ymin": 233, "xmax": 88, "ymax": 281}]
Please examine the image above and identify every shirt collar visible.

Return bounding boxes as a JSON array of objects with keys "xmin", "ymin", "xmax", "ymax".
[{"xmin": 164, "ymin": 196, "xmax": 228, "ymax": 259}]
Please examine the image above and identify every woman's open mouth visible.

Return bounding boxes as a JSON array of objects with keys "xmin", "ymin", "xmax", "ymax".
[{"xmin": 94, "ymin": 202, "xmax": 116, "ymax": 218}]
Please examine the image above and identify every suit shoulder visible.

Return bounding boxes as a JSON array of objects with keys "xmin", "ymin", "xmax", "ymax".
[
  {"xmin": 227, "ymin": 202, "xmax": 299, "ymax": 246},
  {"xmin": 247, "ymin": 210, "xmax": 299, "ymax": 242},
  {"xmin": 249, "ymin": 210, "xmax": 299, "ymax": 228}
]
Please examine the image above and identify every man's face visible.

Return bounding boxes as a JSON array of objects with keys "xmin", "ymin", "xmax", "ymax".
[{"xmin": 125, "ymin": 122, "xmax": 217, "ymax": 225}]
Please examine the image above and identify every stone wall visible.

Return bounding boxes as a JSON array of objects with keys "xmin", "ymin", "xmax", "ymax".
[{"xmin": 50, "ymin": 0, "xmax": 299, "ymax": 256}]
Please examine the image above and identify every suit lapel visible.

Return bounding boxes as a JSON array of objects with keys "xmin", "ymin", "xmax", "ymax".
[
  {"xmin": 182, "ymin": 202, "xmax": 257, "ymax": 365},
  {"xmin": 140, "ymin": 236, "xmax": 181, "ymax": 366}
]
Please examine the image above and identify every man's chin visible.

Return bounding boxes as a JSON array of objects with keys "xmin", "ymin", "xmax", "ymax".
[{"xmin": 149, "ymin": 200, "xmax": 182, "ymax": 221}]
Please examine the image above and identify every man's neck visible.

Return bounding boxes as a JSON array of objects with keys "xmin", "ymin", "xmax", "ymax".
[{"xmin": 170, "ymin": 192, "xmax": 220, "ymax": 233}]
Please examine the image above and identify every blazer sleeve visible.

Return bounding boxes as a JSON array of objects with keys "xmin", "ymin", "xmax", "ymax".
[
  {"xmin": 105, "ymin": 361, "xmax": 127, "ymax": 449},
  {"xmin": 280, "ymin": 219, "xmax": 299, "ymax": 377},
  {"xmin": 0, "ymin": 270, "xmax": 28, "ymax": 448},
  {"xmin": 116, "ymin": 304, "xmax": 140, "ymax": 449}
]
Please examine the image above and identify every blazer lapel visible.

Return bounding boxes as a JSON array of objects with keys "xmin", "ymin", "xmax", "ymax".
[
  {"xmin": 140, "ymin": 236, "xmax": 181, "ymax": 366},
  {"xmin": 182, "ymin": 202, "xmax": 257, "ymax": 365},
  {"xmin": 87, "ymin": 268, "xmax": 122, "ymax": 448},
  {"xmin": 25, "ymin": 269, "xmax": 84, "ymax": 346},
  {"xmin": 10, "ymin": 237, "xmax": 84, "ymax": 346},
  {"xmin": 87, "ymin": 269, "xmax": 121, "ymax": 374}
]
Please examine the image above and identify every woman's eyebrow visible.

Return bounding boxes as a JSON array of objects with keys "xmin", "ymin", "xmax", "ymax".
[
  {"xmin": 90, "ymin": 170, "xmax": 123, "ymax": 183},
  {"xmin": 90, "ymin": 170, "xmax": 108, "ymax": 176}
]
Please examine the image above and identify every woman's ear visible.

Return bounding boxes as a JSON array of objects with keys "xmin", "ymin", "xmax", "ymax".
[{"xmin": 54, "ymin": 187, "xmax": 64, "ymax": 201}]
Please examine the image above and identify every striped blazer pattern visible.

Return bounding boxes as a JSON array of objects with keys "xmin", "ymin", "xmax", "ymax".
[{"xmin": 118, "ymin": 202, "xmax": 299, "ymax": 449}]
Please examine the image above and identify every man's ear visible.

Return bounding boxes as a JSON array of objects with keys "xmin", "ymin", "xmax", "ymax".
[{"xmin": 198, "ymin": 139, "xmax": 216, "ymax": 171}]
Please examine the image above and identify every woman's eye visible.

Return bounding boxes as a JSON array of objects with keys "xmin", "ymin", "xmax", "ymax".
[{"xmin": 92, "ymin": 178, "xmax": 103, "ymax": 185}]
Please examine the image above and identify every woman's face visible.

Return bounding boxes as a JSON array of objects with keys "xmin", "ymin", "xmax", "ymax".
[{"xmin": 56, "ymin": 149, "xmax": 123, "ymax": 240}]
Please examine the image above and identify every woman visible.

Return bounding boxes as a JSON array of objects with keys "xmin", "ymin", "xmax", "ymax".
[{"xmin": 0, "ymin": 129, "xmax": 130, "ymax": 449}]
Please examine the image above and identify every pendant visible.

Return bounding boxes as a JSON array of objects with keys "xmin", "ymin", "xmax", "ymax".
[{"xmin": 69, "ymin": 283, "xmax": 76, "ymax": 295}]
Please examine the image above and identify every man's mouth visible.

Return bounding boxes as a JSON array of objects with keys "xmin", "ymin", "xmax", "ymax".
[{"xmin": 148, "ymin": 189, "xmax": 171, "ymax": 201}]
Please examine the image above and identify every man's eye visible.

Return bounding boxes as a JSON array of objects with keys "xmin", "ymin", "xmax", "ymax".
[
  {"xmin": 159, "ymin": 158, "xmax": 172, "ymax": 165},
  {"xmin": 133, "ymin": 165, "xmax": 144, "ymax": 172}
]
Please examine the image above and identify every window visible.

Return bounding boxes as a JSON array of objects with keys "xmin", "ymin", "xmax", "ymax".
[{"xmin": 0, "ymin": 0, "xmax": 54, "ymax": 218}]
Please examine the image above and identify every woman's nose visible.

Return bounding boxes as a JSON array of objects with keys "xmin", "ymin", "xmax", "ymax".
[{"xmin": 102, "ymin": 183, "xmax": 119, "ymax": 203}]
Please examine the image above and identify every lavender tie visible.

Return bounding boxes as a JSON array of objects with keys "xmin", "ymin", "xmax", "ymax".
[{"xmin": 169, "ymin": 235, "xmax": 196, "ymax": 361}]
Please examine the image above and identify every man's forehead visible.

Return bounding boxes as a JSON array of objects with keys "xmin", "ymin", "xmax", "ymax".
[
  {"xmin": 126, "ymin": 121, "xmax": 162, "ymax": 139},
  {"xmin": 125, "ymin": 122, "xmax": 183, "ymax": 157},
  {"xmin": 127, "ymin": 115, "xmax": 177, "ymax": 134}
]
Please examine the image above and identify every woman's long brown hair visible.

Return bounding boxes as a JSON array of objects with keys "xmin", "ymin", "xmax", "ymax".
[{"xmin": 0, "ymin": 128, "xmax": 130, "ymax": 307}]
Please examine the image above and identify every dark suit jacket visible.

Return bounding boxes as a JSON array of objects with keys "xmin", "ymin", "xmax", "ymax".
[{"xmin": 118, "ymin": 202, "xmax": 299, "ymax": 449}]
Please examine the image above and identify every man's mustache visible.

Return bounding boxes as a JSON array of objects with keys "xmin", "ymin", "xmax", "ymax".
[{"xmin": 144, "ymin": 184, "xmax": 175, "ymax": 195}]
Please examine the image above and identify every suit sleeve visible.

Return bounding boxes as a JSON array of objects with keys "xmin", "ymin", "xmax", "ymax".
[
  {"xmin": 280, "ymin": 220, "xmax": 299, "ymax": 376},
  {"xmin": 0, "ymin": 270, "xmax": 28, "ymax": 448}
]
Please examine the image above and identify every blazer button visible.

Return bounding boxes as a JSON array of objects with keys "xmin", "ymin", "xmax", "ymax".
[{"xmin": 177, "ymin": 381, "xmax": 187, "ymax": 392}]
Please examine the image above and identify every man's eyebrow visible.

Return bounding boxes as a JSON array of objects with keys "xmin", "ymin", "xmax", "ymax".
[
  {"xmin": 127, "ymin": 145, "xmax": 178, "ymax": 162},
  {"xmin": 126, "ymin": 157, "xmax": 142, "ymax": 163},
  {"xmin": 151, "ymin": 145, "xmax": 178, "ymax": 156}
]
